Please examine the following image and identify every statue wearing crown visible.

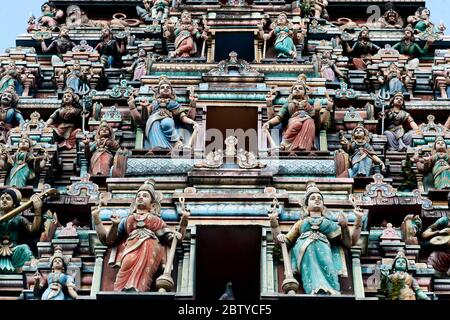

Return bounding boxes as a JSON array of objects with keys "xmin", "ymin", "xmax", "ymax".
[{"xmin": 127, "ymin": 76, "xmax": 199, "ymax": 150}]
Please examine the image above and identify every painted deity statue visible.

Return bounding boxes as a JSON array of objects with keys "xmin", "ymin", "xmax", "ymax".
[
  {"xmin": 0, "ymin": 135, "xmax": 48, "ymax": 188},
  {"xmin": 0, "ymin": 62, "xmax": 26, "ymax": 96},
  {"xmin": 0, "ymin": 188, "xmax": 43, "ymax": 273},
  {"xmin": 38, "ymin": 27, "xmax": 77, "ymax": 65},
  {"xmin": 263, "ymin": 13, "xmax": 299, "ymax": 59},
  {"xmin": 136, "ymin": 0, "xmax": 170, "ymax": 22},
  {"xmin": 338, "ymin": 124, "xmax": 385, "ymax": 178},
  {"xmin": 314, "ymin": 50, "xmax": 345, "ymax": 82},
  {"xmin": 378, "ymin": 63, "xmax": 409, "ymax": 96},
  {"xmin": 46, "ymin": 88, "xmax": 84, "ymax": 150},
  {"xmin": 382, "ymin": 92, "xmax": 418, "ymax": 152},
  {"xmin": 274, "ymin": 183, "xmax": 361, "ymax": 295},
  {"xmin": 94, "ymin": 28, "xmax": 126, "ymax": 68},
  {"xmin": 422, "ymin": 196, "xmax": 450, "ymax": 277},
  {"xmin": 0, "ymin": 87, "xmax": 25, "ymax": 143},
  {"xmin": 128, "ymin": 76, "xmax": 198, "ymax": 150},
  {"xmin": 84, "ymin": 121, "xmax": 120, "ymax": 176},
  {"xmin": 377, "ymin": 9, "xmax": 404, "ymax": 29},
  {"xmin": 418, "ymin": 136, "xmax": 450, "ymax": 190},
  {"xmin": 411, "ymin": 7, "xmax": 434, "ymax": 33},
  {"xmin": 343, "ymin": 27, "xmax": 380, "ymax": 70},
  {"xmin": 380, "ymin": 249, "xmax": 430, "ymax": 300},
  {"xmin": 92, "ymin": 179, "xmax": 189, "ymax": 292},
  {"xmin": 34, "ymin": 246, "xmax": 79, "ymax": 300},
  {"xmin": 392, "ymin": 27, "xmax": 434, "ymax": 69},
  {"xmin": 263, "ymin": 76, "xmax": 322, "ymax": 151},
  {"xmin": 169, "ymin": 11, "xmax": 208, "ymax": 58},
  {"xmin": 37, "ymin": 2, "xmax": 64, "ymax": 30},
  {"xmin": 126, "ymin": 49, "xmax": 155, "ymax": 81},
  {"xmin": 64, "ymin": 61, "xmax": 91, "ymax": 95}
]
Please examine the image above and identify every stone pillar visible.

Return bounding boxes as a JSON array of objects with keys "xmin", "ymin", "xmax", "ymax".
[
  {"xmin": 319, "ymin": 130, "xmax": 328, "ymax": 151},
  {"xmin": 90, "ymin": 245, "xmax": 107, "ymax": 298},
  {"xmin": 351, "ymin": 246, "xmax": 365, "ymax": 299}
]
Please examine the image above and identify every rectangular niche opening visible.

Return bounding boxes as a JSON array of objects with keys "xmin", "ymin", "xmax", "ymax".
[
  {"xmin": 195, "ymin": 225, "xmax": 262, "ymax": 300},
  {"xmin": 206, "ymin": 106, "xmax": 259, "ymax": 154},
  {"xmin": 214, "ymin": 32, "xmax": 255, "ymax": 62}
]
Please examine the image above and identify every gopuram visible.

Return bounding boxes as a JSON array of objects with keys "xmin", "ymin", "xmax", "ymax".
[{"xmin": 0, "ymin": 0, "xmax": 449, "ymax": 301}]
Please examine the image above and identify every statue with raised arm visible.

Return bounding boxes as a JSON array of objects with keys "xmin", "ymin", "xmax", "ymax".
[
  {"xmin": 392, "ymin": 27, "xmax": 434, "ymax": 69},
  {"xmin": 343, "ymin": 27, "xmax": 380, "ymax": 70},
  {"xmin": 0, "ymin": 62, "xmax": 26, "ymax": 96},
  {"xmin": 38, "ymin": 27, "xmax": 76, "ymax": 65},
  {"xmin": 94, "ymin": 28, "xmax": 126, "ymax": 68},
  {"xmin": 263, "ymin": 13, "xmax": 299, "ymax": 59},
  {"xmin": 37, "ymin": 2, "xmax": 64, "ymax": 30},
  {"xmin": 92, "ymin": 179, "xmax": 190, "ymax": 292}
]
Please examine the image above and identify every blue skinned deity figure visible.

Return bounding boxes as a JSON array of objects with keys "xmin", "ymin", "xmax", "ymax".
[
  {"xmin": 0, "ymin": 87, "xmax": 25, "ymax": 143},
  {"xmin": 128, "ymin": 76, "xmax": 199, "ymax": 150}
]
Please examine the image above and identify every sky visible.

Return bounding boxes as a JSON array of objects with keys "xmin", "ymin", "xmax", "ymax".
[{"xmin": 0, "ymin": 0, "xmax": 449, "ymax": 52}]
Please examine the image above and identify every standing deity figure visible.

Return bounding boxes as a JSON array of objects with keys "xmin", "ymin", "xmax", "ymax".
[
  {"xmin": 377, "ymin": 9, "xmax": 404, "ymax": 29},
  {"xmin": 46, "ymin": 88, "xmax": 84, "ymax": 150},
  {"xmin": 263, "ymin": 75, "xmax": 322, "ymax": 151},
  {"xmin": 343, "ymin": 27, "xmax": 380, "ymax": 70},
  {"xmin": 0, "ymin": 62, "xmax": 26, "ymax": 96},
  {"xmin": 83, "ymin": 121, "xmax": 120, "ymax": 176},
  {"xmin": 263, "ymin": 13, "xmax": 299, "ymax": 59},
  {"xmin": 272, "ymin": 182, "xmax": 361, "ymax": 295},
  {"xmin": 0, "ymin": 134, "xmax": 48, "ymax": 188},
  {"xmin": 92, "ymin": 179, "xmax": 189, "ymax": 292},
  {"xmin": 37, "ymin": 2, "xmax": 64, "ymax": 30},
  {"xmin": 168, "ymin": 11, "xmax": 208, "ymax": 58},
  {"xmin": 136, "ymin": 0, "xmax": 170, "ymax": 22},
  {"xmin": 128, "ymin": 76, "xmax": 198, "ymax": 150},
  {"xmin": 0, "ymin": 87, "xmax": 25, "ymax": 143},
  {"xmin": 38, "ymin": 27, "xmax": 77, "ymax": 65},
  {"xmin": 392, "ymin": 27, "xmax": 434, "ymax": 69},
  {"xmin": 94, "ymin": 28, "xmax": 126, "ymax": 68},
  {"xmin": 380, "ymin": 249, "xmax": 430, "ymax": 300},
  {"xmin": 126, "ymin": 49, "xmax": 155, "ymax": 81},
  {"xmin": 0, "ymin": 188, "xmax": 43, "ymax": 273},
  {"xmin": 382, "ymin": 92, "xmax": 418, "ymax": 152},
  {"xmin": 33, "ymin": 246, "xmax": 79, "ymax": 300},
  {"xmin": 338, "ymin": 124, "xmax": 385, "ymax": 178}
]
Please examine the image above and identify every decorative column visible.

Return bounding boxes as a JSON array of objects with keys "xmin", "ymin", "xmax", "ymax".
[
  {"xmin": 90, "ymin": 245, "xmax": 107, "ymax": 298},
  {"xmin": 351, "ymin": 246, "xmax": 365, "ymax": 299}
]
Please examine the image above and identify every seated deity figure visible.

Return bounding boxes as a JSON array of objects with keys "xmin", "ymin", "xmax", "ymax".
[
  {"xmin": 263, "ymin": 13, "xmax": 300, "ymax": 59},
  {"xmin": 0, "ymin": 87, "xmax": 25, "ymax": 143},
  {"xmin": 128, "ymin": 76, "xmax": 198, "ymax": 150},
  {"xmin": 382, "ymin": 92, "xmax": 418, "ymax": 152},
  {"xmin": 392, "ymin": 27, "xmax": 434, "ymax": 69},
  {"xmin": 94, "ymin": 28, "xmax": 126, "ymax": 68},
  {"xmin": 0, "ymin": 188, "xmax": 43, "ymax": 274},
  {"xmin": 92, "ymin": 179, "xmax": 189, "ymax": 292},
  {"xmin": 379, "ymin": 249, "xmax": 430, "ymax": 300},
  {"xmin": 38, "ymin": 27, "xmax": 77, "ymax": 65},
  {"xmin": 263, "ymin": 75, "xmax": 328, "ymax": 152},
  {"xmin": 343, "ymin": 27, "xmax": 380, "ymax": 70},
  {"xmin": 377, "ymin": 9, "xmax": 404, "ymax": 29},
  {"xmin": 0, "ymin": 62, "xmax": 26, "ymax": 96},
  {"xmin": 378, "ymin": 63, "xmax": 409, "ymax": 96},
  {"xmin": 272, "ymin": 182, "xmax": 362, "ymax": 295},
  {"xmin": 136, "ymin": 0, "xmax": 170, "ymax": 23},
  {"xmin": 63, "ymin": 61, "xmax": 91, "ymax": 95},
  {"xmin": 37, "ymin": 2, "xmax": 64, "ymax": 30},
  {"xmin": 33, "ymin": 246, "xmax": 79, "ymax": 300},
  {"xmin": 125, "ymin": 49, "xmax": 156, "ymax": 81},
  {"xmin": 337, "ymin": 124, "xmax": 385, "ymax": 178}
]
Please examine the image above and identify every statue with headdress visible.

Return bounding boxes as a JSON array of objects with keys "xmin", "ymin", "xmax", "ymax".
[
  {"xmin": 33, "ymin": 246, "xmax": 79, "ymax": 300},
  {"xmin": 92, "ymin": 179, "xmax": 190, "ymax": 292},
  {"xmin": 337, "ymin": 123, "xmax": 385, "ymax": 178},
  {"xmin": 342, "ymin": 27, "xmax": 380, "ymax": 70},
  {"xmin": 392, "ymin": 26, "xmax": 434, "ymax": 70},
  {"xmin": 128, "ymin": 76, "xmax": 199, "ymax": 150},
  {"xmin": 83, "ymin": 121, "xmax": 120, "ymax": 176},
  {"xmin": 0, "ymin": 87, "xmax": 25, "ymax": 141},
  {"xmin": 379, "ymin": 249, "xmax": 430, "ymax": 300},
  {"xmin": 271, "ymin": 182, "xmax": 362, "ymax": 295},
  {"xmin": 0, "ymin": 188, "xmax": 43, "ymax": 274},
  {"xmin": 262, "ymin": 13, "xmax": 300, "ymax": 59},
  {"xmin": 263, "ymin": 74, "xmax": 322, "ymax": 151}
]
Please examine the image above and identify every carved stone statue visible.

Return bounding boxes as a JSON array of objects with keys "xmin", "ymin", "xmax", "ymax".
[
  {"xmin": 380, "ymin": 249, "xmax": 430, "ymax": 300},
  {"xmin": 377, "ymin": 9, "xmax": 404, "ymax": 29},
  {"xmin": 38, "ymin": 27, "xmax": 76, "ymax": 65},
  {"xmin": 94, "ymin": 28, "xmax": 126, "ymax": 68},
  {"xmin": 37, "ymin": 2, "xmax": 64, "ymax": 30},
  {"xmin": 382, "ymin": 92, "xmax": 418, "ymax": 151},
  {"xmin": 378, "ymin": 63, "xmax": 410, "ymax": 96},
  {"xmin": 271, "ymin": 182, "xmax": 362, "ymax": 295},
  {"xmin": 63, "ymin": 60, "xmax": 91, "ymax": 95},
  {"xmin": 136, "ymin": 0, "xmax": 170, "ymax": 23},
  {"xmin": 84, "ymin": 121, "xmax": 120, "ymax": 176},
  {"xmin": 33, "ymin": 246, "xmax": 79, "ymax": 300},
  {"xmin": 0, "ymin": 87, "xmax": 25, "ymax": 142},
  {"xmin": 128, "ymin": 76, "xmax": 199, "ymax": 150},
  {"xmin": 92, "ymin": 179, "xmax": 189, "ymax": 292},
  {"xmin": 262, "ymin": 13, "xmax": 300, "ymax": 59},
  {"xmin": 0, "ymin": 188, "xmax": 43, "ymax": 273},
  {"xmin": 338, "ymin": 124, "xmax": 385, "ymax": 178},
  {"xmin": 392, "ymin": 26, "xmax": 434, "ymax": 69},
  {"xmin": 0, "ymin": 62, "xmax": 26, "ymax": 96},
  {"xmin": 343, "ymin": 27, "xmax": 380, "ymax": 70},
  {"xmin": 313, "ymin": 50, "xmax": 345, "ymax": 82},
  {"xmin": 126, "ymin": 48, "xmax": 155, "ymax": 81}
]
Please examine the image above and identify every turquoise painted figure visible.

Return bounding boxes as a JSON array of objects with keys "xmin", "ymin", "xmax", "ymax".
[
  {"xmin": 0, "ymin": 62, "xmax": 25, "ymax": 96},
  {"xmin": 275, "ymin": 183, "xmax": 355, "ymax": 295},
  {"xmin": 128, "ymin": 76, "xmax": 198, "ymax": 150},
  {"xmin": 422, "ymin": 136, "xmax": 450, "ymax": 190},
  {"xmin": 0, "ymin": 189, "xmax": 43, "ymax": 273},
  {"xmin": 34, "ymin": 246, "xmax": 79, "ymax": 300},
  {"xmin": 263, "ymin": 13, "xmax": 299, "ymax": 59}
]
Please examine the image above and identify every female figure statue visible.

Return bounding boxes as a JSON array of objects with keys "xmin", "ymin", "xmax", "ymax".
[
  {"xmin": 94, "ymin": 28, "xmax": 126, "ymax": 68},
  {"xmin": 92, "ymin": 179, "xmax": 189, "ymax": 292},
  {"xmin": 33, "ymin": 246, "xmax": 79, "ymax": 300},
  {"xmin": 46, "ymin": 88, "xmax": 84, "ymax": 150},
  {"xmin": 380, "ymin": 249, "xmax": 430, "ymax": 300},
  {"xmin": 338, "ymin": 124, "xmax": 385, "ymax": 178},
  {"xmin": 382, "ymin": 92, "xmax": 418, "ymax": 151},
  {"xmin": 0, "ymin": 62, "xmax": 26, "ymax": 96},
  {"xmin": 84, "ymin": 121, "xmax": 120, "ymax": 176},
  {"xmin": 0, "ymin": 134, "xmax": 48, "ymax": 188},
  {"xmin": 419, "ymin": 136, "xmax": 450, "ymax": 190},
  {"xmin": 378, "ymin": 63, "xmax": 409, "ymax": 96},
  {"xmin": 263, "ymin": 76, "xmax": 319, "ymax": 151},
  {"xmin": 273, "ymin": 182, "xmax": 359, "ymax": 295},
  {"xmin": 126, "ymin": 49, "xmax": 155, "ymax": 81},
  {"xmin": 263, "ymin": 13, "xmax": 299, "ymax": 59},
  {"xmin": 38, "ymin": 27, "xmax": 77, "ymax": 65},
  {"xmin": 37, "ymin": 2, "xmax": 64, "ymax": 30},
  {"xmin": 343, "ymin": 27, "xmax": 380, "ymax": 70},
  {"xmin": 128, "ymin": 76, "xmax": 198, "ymax": 150},
  {"xmin": 169, "ymin": 11, "xmax": 207, "ymax": 58},
  {"xmin": 64, "ymin": 61, "xmax": 91, "ymax": 95},
  {"xmin": 0, "ymin": 188, "xmax": 43, "ymax": 273},
  {"xmin": 392, "ymin": 27, "xmax": 433, "ymax": 69}
]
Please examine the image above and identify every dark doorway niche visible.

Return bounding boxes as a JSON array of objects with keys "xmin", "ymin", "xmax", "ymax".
[{"xmin": 214, "ymin": 32, "xmax": 255, "ymax": 62}]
